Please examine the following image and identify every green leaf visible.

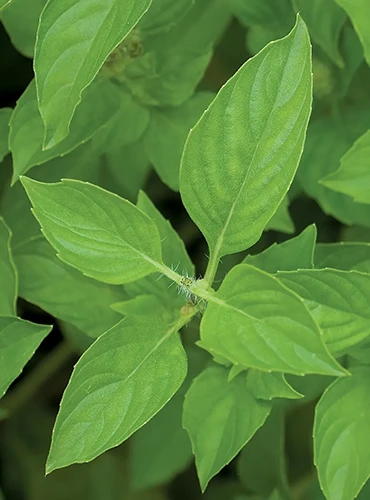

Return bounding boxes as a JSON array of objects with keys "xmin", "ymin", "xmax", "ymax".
[
  {"xmin": 277, "ymin": 269, "xmax": 370, "ymax": 356},
  {"xmin": 137, "ymin": 190, "xmax": 193, "ymax": 274},
  {"xmin": 123, "ymin": 0, "xmax": 230, "ymax": 107},
  {"xmin": 244, "ymin": 225, "xmax": 317, "ymax": 273},
  {"xmin": 131, "ymin": 381, "xmax": 192, "ymax": 490},
  {"xmin": 90, "ymin": 87, "xmax": 149, "ymax": 155},
  {"xmin": 314, "ymin": 242, "xmax": 370, "ymax": 273},
  {"xmin": 0, "ymin": 0, "xmax": 45, "ymax": 57},
  {"xmin": 200, "ymin": 264, "xmax": 345, "ymax": 376},
  {"xmin": 20, "ymin": 177, "xmax": 164, "ymax": 284},
  {"xmin": 321, "ymin": 129, "xmax": 370, "ymax": 204},
  {"xmin": 0, "ymin": 108, "xmax": 12, "ymax": 162},
  {"xmin": 144, "ymin": 92, "xmax": 214, "ymax": 191},
  {"xmin": 103, "ymin": 141, "xmax": 150, "ymax": 201},
  {"xmin": 314, "ymin": 366, "xmax": 370, "ymax": 500},
  {"xmin": 183, "ymin": 364, "xmax": 271, "ymax": 491},
  {"xmin": 139, "ymin": 0, "xmax": 194, "ymax": 35},
  {"xmin": 13, "ymin": 236, "xmax": 125, "ymax": 338},
  {"xmin": 237, "ymin": 408, "xmax": 291, "ymax": 497},
  {"xmin": 34, "ymin": 0, "xmax": 152, "ymax": 148},
  {"xmin": 264, "ymin": 196, "xmax": 295, "ymax": 234},
  {"xmin": 46, "ymin": 316, "xmax": 187, "ymax": 473},
  {"xmin": 293, "ymin": 0, "xmax": 346, "ymax": 67},
  {"xmin": 335, "ymin": 0, "xmax": 370, "ymax": 66},
  {"xmin": 111, "ymin": 294, "xmax": 167, "ymax": 320},
  {"xmin": 10, "ymin": 79, "xmax": 120, "ymax": 181},
  {"xmin": 0, "ymin": 0, "xmax": 12, "ymax": 11},
  {"xmin": 246, "ymin": 370, "xmax": 303, "ymax": 400},
  {"xmin": 119, "ymin": 190, "xmax": 194, "ymax": 321},
  {"xmin": 297, "ymin": 98, "xmax": 370, "ymax": 228},
  {"xmin": 0, "ymin": 218, "xmax": 17, "ymax": 316},
  {"xmin": 180, "ymin": 16, "xmax": 312, "ymax": 260},
  {"xmin": 0, "ymin": 316, "xmax": 51, "ymax": 398},
  {"xmin": 232, "ymin": 0, "xmax": 295, "ymax": 31}
]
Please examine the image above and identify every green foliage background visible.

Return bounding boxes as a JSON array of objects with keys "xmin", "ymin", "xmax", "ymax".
[{"xmin": 1, "ymin": 1, "xmax": 370, "ymax": 499}]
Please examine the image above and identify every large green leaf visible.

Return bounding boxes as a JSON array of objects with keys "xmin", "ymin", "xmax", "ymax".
[
  {"xmin": 0, "ymin": 108, "xmax": 12, "ymax": 162},
  {"xmin": 0, "ymin": 0, "xmax": 45, "ymax": 57},
  {"xmin": 314, "ymin": 366, "xmax": 370, "ymax": 500},
  {"xmin": 314, "ymin": 242, "xmax": 370, "ymax": 273},
  {"xmin": 21, "ymin": 177, "xmax": 164, "ymax": 284},
  {"xmin": 10, "ymin": 80, "xmax": 119, "ymax": 181},
  {"xmin": 293, "ymin": 0, "xmax": 346, "ymax": 67},
  {"xmin": 200, "ymin": 264, "xmax": 345, "ymax": 376},
  {"xmin": 180, "ymin": 17, "xmax": 312, "ymax": 264},
  {"xmin": 0, "ymin": 217, "xmax": 17, "ymax": 316},
  {"xmin": 322, "ymin": 129, "xmax": 370, "ymax": 204},
  {"xmin": 244, "ymin": 225, "xmax": 317, "ymax": 273},
  {"xmin": 46, "ymin": 316, "xmax": 187, "ymax": 473},
  {"xmin": 14, "ymin": 236, "xmax": 125, "ymax": 338},
  {"xmin": 144, "ymin": 92, "xmax": 214, "ymax": 191},
  {"xmin": 183, "ymin": 364, "xmax": 271, "ymax": 491},
  {"xmin": 34, "ymin": 0, "xmax": 152, "ymax": 148},
  {"xmin": 335, "ymin": 0, "xmax": 370, "ymax": 66},
  {"xmin": 277, "ymin": 269, "xmax": 370, "ymax": 356},
  {"xmin": 0, "ymin": 316, "xmax": 51, "ymax": 398}
]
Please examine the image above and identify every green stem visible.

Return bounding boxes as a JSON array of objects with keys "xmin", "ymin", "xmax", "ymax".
[
  {"xmin": 204, "ymin": 249, "xmax": 221, "ymax": 286},
  {"xmin": 1, "ymin": 341, "xmax": 74, "ymax": 418}
]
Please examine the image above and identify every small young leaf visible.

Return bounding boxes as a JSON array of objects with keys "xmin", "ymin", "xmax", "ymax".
[
  {"xmin": 0, "ymin": 316, "xmax": 51, "ymax": 398},
  {"xmin": 183, "ymin": 364, "xmax": 271, "ymax": 491},
  {"xmin": 246, "ymin": 370, "xmax": 303, "ymax": 400},
  {"xmin": 20, "ymin": 177, "xmax": 164, "ymax": 284},
  {"xmin": 314, "ymin": 366, "xmax": 370, "ymax": 500},
  {"xmin": 293, "ymin": 0, "xmax": 346, "ymax": 67},
  {"xmin": 244, "ymin": 225, "xmax": 317, "ymax": 273},
  {"xmin": 321, "ymin": 129, "xmax": 370, "ymax": 204},
  {"xmin": 277, "ymin": 269, "xmax": 370, "ymax": 355},
  {"xmin": 0, "ymin": 0, "xmax": 45, "ymax": 57},
  {"xmin": 264, "ymin": 196, "xmax": 295, "ymax": 235},
  {"xmin": 13, "ymin": 236, "xmax": 125, "ymax": 338},
  {"xmin": 0, "ymin": 108, "xmax": 12, "ymax": 162},
  {"xmin": 335, "ymin": 0, "xmax": 370, "ymax": 66},
  {"xmin": 180, "ymin": 16, "xmax": 312, "ymax": 258},
  {"xmin": 34, "ymin": 0, "xmax": 152, "ymax": 148},
  {"xmin": 10, "ymin": 80, "xmax": 119, "ymax": 181},
  {"xmin": 200, "ymin": 264, "xmax": 345, "ymax": 376},
  {"xmin": 144, "ymin": 92, "xmax": 214, "ymax": 191},
  {"xmin": 314, "ymin": 242, "xmax": 370, "ymax": 273},
  {"xmin": 46, "ymin": 316, "xmax": 187, "ymax": 473},
  {"xmin": 0, "ymin": 217, "xmax": 17, "ymax": 316}
]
